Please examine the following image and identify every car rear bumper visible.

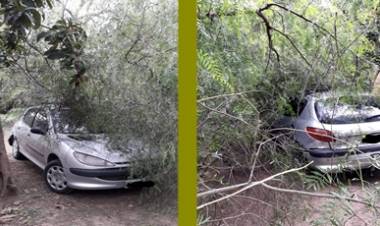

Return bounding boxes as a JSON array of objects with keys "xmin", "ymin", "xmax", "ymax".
[
  {"xmin": 65, "ymin": 167, "xmax": 145, "ymax": 190},
  {"xmin": 308, "ymin": 145, "xmax": 380, "ymax": 158},
  {"xmin": 304, "ymin": 148, "xmax": 380, "ymax": 173}
]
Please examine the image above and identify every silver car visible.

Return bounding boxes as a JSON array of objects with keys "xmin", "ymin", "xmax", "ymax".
[
  {"xmin": 8, "ymin": 105, "xmax": 147, "ymax": 193},
  {"xmin": 293, "ymin": 92, "xmax": 380, "ymax": 173}
]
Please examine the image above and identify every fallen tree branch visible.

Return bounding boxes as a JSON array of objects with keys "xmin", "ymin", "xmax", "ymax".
[
  {"xmin": 271, "ymin": 27, "xmax": 312, "ymax": 68},
  {"xmin": 259, "ymin": 3, "xmax": 331, "ymax": 36},
  {"xmin": 261, "ymin": 183, "xmax": 380, "ymax": 209},
  {"xmin": 256, "ymin": 7, "xmax": 280, "ymax": 63},
  {"xmin": 197, "ymin": 162, "xmax": 312, "ymax": 209},
  {"xmin": 199, "ymin": 102, "xmax": 250, "ymax": 125},
  {"xmin": 201, "ymin": 3, "xmax": 378, "ymax": 68},
  {"xmin": 256, "ymin": 4, "xmax": 314, "ymax": 68},
  {"xmin": 248, "ymin": 134, "xmax": 285, "ymax": 181},
  {"xmin": 197, "ymin": 90, "xmax": 266, "ymax": 103}
]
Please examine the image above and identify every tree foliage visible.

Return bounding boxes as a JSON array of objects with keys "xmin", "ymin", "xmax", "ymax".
[
  {"xmin": 197, "ymin": 0, "xmax": 380, "ymax": 224},
  {"xmin": 0, "ymin": 0, "xmax": 177, "ymax": 199}
]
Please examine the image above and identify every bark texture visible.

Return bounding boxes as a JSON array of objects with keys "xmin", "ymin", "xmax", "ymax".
[
  {"xmin": 0, "ymin": 119, "xmax": 14, "ymax": 197},
  {"xmin": 373, "ymin": 71, "xmax": 380, "ymax": 96}
]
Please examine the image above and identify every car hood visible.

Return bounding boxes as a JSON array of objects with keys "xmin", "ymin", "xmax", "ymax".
[{"xmin": 57, "ymin": 134, "xmax": 143, "ymax": 163}]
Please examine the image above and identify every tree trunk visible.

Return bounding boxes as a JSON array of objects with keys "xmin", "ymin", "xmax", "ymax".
[
  {"xmin": 371, "ymin": 63, "xmax": 380, "ymax": 93},
  {"xmin": 373, "ymin": 70, "xmax": 380, "ymax": 96},
  {"xmin": 0, "ymin": 119, "xmax": 14, "ymax": 197}
]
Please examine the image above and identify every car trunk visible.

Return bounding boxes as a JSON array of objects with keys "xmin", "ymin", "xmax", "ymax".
[
  {"xmin": 320, "ymin": 122, "xmax": 380, "ymax": 149},
  {"xmin": 315, "ymin": 95, "xmax": 380, "ymax": 150}
]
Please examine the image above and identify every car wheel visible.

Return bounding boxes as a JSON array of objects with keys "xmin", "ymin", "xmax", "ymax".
[
  {"xmin": 44, "ymin": 160, "xmax": 72, "ymax": 194},
  {"xmin": 12, "ymin": 138, "xmax": 26, "ymax": 160}
]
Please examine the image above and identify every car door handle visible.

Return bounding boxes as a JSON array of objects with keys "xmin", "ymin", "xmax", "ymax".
[{"xmin": 27, "ymin": 133, "xmax": 30, "ymax": 137}]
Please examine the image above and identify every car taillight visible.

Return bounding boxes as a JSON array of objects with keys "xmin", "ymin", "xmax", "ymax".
[{"xmin": 306, "ymin": 127, "xmax": 335, "ymax": 142}]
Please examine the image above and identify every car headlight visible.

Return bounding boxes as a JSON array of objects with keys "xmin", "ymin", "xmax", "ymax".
[{"xmin": 73, "ymin": 152, "xmax": 115, "ymax": 167}]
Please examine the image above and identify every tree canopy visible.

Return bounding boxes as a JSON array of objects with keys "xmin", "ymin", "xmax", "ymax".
[
  {"xmin": 0, "ymin": 0, "xmax": 177, "ymax": 197},
  {"xmin": 197, "ymin": 0, "xmax": 380, "ymax": 224}
]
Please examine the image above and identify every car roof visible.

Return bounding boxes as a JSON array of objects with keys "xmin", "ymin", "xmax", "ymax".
[{"xmin": 27, "ymin": 104, "xmax": 68, "ymax": 112}]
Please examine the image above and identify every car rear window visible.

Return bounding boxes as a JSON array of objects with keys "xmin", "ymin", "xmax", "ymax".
[
  {"xmin": 297, "ymin": 99, "xmax": 307, "ymax": 115},
  {"xmin": 315, "ymin": 95, "xmax": 380, "ymax": 124}
]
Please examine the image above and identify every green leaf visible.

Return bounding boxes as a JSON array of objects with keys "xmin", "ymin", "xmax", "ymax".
[
  {"xmin": 73, "ymin": 60, "xmax": 86, "ymax": 74},
  {"xmin": 17, "ymin": 14, "xmax": 33, "ymax": 28},
  {"xmin": 27, "ymin": 8, "xmax": 41, "ymax": 28},
  {"xmin": 44, "ymin": 49, "xmax": 65, "ymax": 59},
  {"xmin": 34, "ymin": 0, "xmax": 44, "ymax": 7},
  {"xmin": 45, "ymin": 0, "xmax": 53, "ymax": 9},
  {"xmin": 36, "ymin": 31, "xmax": 48, "ymax": 42}
]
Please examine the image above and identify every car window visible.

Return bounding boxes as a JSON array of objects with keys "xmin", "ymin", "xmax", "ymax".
[
  {"xmin": 52, "ymin": 110, "xmax": 91, "ymax": 134},
  {"xmin": 32, "ymin": 110, "xmax": 48, "ymax": 132},
  {"xmin": 297, "ymin": 99, "xmax": 307, "ymax": 116},
  {"xmin": 23, "ymin": 109, "xmax": 38, "ymax": 127},
  {"xmin": 315, "ymin": 95, "xmax": 380, "ymax": 124}
]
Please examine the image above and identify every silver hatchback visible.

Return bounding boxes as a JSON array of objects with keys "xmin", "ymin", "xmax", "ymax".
[
  {"xmin": 8, "ymin": 105, "xmax": 147, "ymax": 193},
  {"xmin": 293, "ymin": 92, "xmax": 380, "ymax": 173}
]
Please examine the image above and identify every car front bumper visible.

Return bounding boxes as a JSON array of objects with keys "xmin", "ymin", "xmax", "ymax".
[
  {"xmin": 65, "ymin": 167, "xmax": 145, "ymax": 190},
  {"xmin": 304, "ymin": 147, "xmax": 380, "ymax": 173}
]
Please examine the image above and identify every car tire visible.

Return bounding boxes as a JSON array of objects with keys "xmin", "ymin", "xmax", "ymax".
[
  {"xmin": 44, "ymin": 160, "xmax": 72, "ymax": 194},
  {"xmin": 12, "ymin": 138, "xmax": 26, "ymax": 160}
]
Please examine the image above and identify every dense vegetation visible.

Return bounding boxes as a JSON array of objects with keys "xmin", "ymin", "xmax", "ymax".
[
  {"xmin": 197, "ymin": 0, "xmax": 380, "ymax": 225},
  {"xmin": 0, "ymin": 0, "xmax": 177, "ymax": 200}
]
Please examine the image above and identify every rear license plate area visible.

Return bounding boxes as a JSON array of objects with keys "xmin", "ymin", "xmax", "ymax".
[{"xmin": 362, "ymin": 134, "xmax": 380, "ymax": 143}]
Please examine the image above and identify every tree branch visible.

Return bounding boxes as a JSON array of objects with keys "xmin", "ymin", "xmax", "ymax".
[
  {"xmin": 261, "ymin": 183, "xmax": 380, "ymax": 209},
  {"xmin": 256, "ymin": 7, "xmax": 280, "ymax": 64},
  {"xmin": 197, "ymin": 162, "xmax": 312, "ymax": 209}
]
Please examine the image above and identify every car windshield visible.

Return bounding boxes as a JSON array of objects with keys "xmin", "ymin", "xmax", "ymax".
[
  {"xmin": 52, "ymin": 109, "xmax": 92, "ymax": 134},
  {"xmin": 315, "ymin": 95, "xmax": 380, "ymax": 124}
]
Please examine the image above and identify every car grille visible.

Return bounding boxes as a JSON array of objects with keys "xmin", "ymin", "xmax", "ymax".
[
  {"xmin": 98, "ymin": 175, "xmax": 129, "ymax": 181},
  {"xmin": 114, "ymin": 161, "xmax": 130, "ymax": 165}
]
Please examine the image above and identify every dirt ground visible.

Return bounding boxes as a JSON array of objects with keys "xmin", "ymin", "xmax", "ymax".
[
  {"xmin": 293, "ymin": 172, "xmax": 380, "ymax": 226},
  {"xmin": 0, "ymin": 128, "xmax": 176, "ymax": 226},
  {"xmin": 201, "ymin": 166, "xmax": 380, "ymax": 226}
]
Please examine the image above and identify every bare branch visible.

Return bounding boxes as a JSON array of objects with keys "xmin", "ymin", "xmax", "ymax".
[
  {"xmin": 199, "ymin": 102, "xmax": 250, "ymax": 126},
  {"xmin": 197, "ymin": 162, "xmax": 312, "ymax": 204},
  {"xmin": 256, "ymin": 7, "xmax": 280, "ymax": 63},
  {"xmin": 261, "ymin": 183, "xmax": 380, "ymax": 209}
]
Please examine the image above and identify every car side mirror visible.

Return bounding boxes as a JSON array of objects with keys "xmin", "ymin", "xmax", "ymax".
[{"xmin": 31, "ymin": 127, "xmax": 47, "ymax": 135}]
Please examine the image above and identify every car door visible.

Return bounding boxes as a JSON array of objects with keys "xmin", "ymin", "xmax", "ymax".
[
  {"xmin": 28, "ymin": 108, "xmax": 50, "ymax": 167},
  {"xmin": 16, "ymin": 108, "xmax": 38, "ymax": 161}
]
